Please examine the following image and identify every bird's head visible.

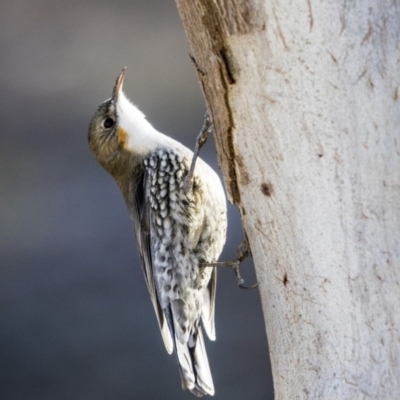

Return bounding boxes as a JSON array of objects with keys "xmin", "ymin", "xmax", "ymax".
[{"xmin": 88, "ymin": 68, "xmax": 153, "ymax": 178}]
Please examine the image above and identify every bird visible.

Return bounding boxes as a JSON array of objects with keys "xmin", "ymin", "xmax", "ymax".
[{"xmin": 88, "ymin": 68, "xmax": 227, "ymax": 397}]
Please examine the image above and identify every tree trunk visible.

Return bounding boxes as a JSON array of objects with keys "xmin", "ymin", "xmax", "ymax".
[{"xmin": 175, "ymin": 0, "xmax": 400, "ymax": 398}]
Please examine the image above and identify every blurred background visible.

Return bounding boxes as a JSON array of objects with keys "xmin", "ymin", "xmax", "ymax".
[{"xmin": 0, "ymin": 1, "xmax": 273, "ymax": 399}]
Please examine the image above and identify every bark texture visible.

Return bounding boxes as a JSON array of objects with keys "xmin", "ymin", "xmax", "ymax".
[{"xmin": 176, "ymin": 1, "xmax": 400, "ymax": 398}]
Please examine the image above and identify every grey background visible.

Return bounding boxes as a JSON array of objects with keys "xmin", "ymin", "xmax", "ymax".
[{"xmin": 0, "ymin": 1, "xmax": 273, "ymax": 399}]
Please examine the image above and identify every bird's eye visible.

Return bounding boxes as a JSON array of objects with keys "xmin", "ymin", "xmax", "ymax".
[{"xmin": 103, "ymin": 118, "xmax": 115, "ymax": 129}]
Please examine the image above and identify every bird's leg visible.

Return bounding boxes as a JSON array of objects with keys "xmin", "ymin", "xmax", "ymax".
[
  {"xmin": 183, "ymin": 112, "xmax": 213, "ymax": 195},
  {"xmin": 202, "ymin": 238, "xmax": 259, "ymax": 290}
]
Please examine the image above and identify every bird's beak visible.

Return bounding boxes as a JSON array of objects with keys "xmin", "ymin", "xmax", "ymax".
[{"xmin": 112, "ymin": 67, "xmax": 127, "ymax": 104}]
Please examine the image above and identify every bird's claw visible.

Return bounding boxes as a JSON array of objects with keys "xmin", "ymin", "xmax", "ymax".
[
  {"xmin": 202, "ymin": 238, "xmax": 258, "ymax": 290},
  {"xmin": 233, "ymin": 260, "xmax": 259, "ymax": 290}
]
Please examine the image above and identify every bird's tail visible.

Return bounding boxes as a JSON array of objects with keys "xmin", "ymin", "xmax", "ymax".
[{"xmin": 175, "ymin": 328, "xmax": 214, "ymax": 397}]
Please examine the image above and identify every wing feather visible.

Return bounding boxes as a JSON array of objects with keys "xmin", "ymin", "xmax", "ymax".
[
  {"xmin": 133, "ymin": 170, "xmax": 174, "ymax": 354},
  {"xmin": 201, "ymin": 267, "xmax": 217, "ymax": 341}
]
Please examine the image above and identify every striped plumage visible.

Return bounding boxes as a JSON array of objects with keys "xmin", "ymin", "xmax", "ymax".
[{"xmin": 88, "ymin": 69, "xmax": 227, "ymax": 396}]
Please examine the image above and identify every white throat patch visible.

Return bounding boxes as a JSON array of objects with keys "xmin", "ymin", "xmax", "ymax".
[{"xmin": 116, "ymin": 91, "xmax": 162, "ymax": 155}]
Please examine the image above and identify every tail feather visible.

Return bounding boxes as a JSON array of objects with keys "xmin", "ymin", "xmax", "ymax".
[
  {"xmin": 176, "ymin": 329, "xmax": 214, "ymax": 397},
  {"xmin": 163, "ymin": 304, "xmax": 214, "ymax": 396},
  {"xmin": 201, "ymin": 268, "xmax": 217, "ymax": 341}
]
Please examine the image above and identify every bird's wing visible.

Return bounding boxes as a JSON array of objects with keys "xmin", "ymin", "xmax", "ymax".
[{"xmin": 133, "ymin": 170, "xmax": 174, "ymax": 354}]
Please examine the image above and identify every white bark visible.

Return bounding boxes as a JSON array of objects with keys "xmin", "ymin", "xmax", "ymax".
[{"xmin": 176, "ymin": 1, "xmax": 400, "ymax": 398}]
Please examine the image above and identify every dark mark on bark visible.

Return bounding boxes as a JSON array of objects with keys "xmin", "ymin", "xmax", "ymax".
[
  {"xmin": 327, "ymin": 51, "xmax": 337, "ymax": 64},
  {"xmin": 220, "ymin": 47, "xmax": 236, "ymax": 84},
  {"xmin": 368, "ymin": 78, "xmax": 374, "ymax": 89},
  {"xmin": 306, "ymin": 0, "xmax": 314, "ymax": 32},
  {"xmin": 261, "ymin": 182, "xmax": 274, "ymax": 197},
  {"xmin": 189, "ymin": 53, "xmax": 206, "ymax": 76},
  {"xmin": 361, "ymin": 23, "xmax": 373, "ymax": 46},
  {"xmin": 217, "ymin": 63, "xmax": 241, "ymax": 204},
  {"xmin": 283, "ymin": 273, "xmax": 288, "ymax": 286}
]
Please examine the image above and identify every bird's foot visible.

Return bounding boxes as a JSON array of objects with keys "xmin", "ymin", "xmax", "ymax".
[
  {"xmin": 202, "ymin": 238, "xmax": 259, "ymax": 290},
  {"xmin": 183, "ymin": 112, "xmax": 213, "ymax": 195}
]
